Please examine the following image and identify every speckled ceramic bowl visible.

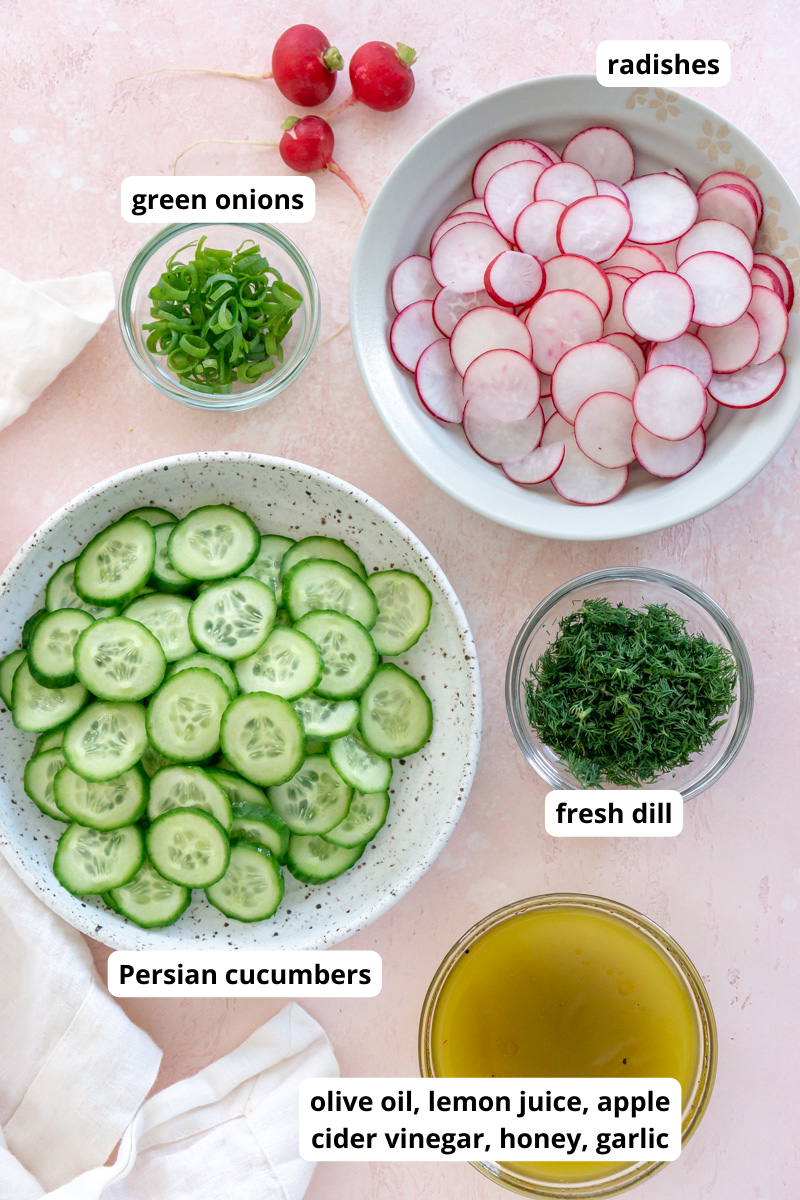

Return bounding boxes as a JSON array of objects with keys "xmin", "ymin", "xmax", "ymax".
[{"xmin": 0, "ymin": 452, "xmax": 481, "ymax": 951}]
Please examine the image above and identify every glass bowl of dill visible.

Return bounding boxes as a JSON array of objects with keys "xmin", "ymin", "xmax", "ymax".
[
  {"xmin": 119, "ymin": 223, "xmax": 320, "ymax": 411},
  {"xmin": 506, "ymin": 567, "xmax": 754, "ymax": 802}
]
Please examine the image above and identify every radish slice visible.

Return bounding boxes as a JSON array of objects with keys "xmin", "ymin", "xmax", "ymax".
[
  {"xmin": 542, "ymin": 254, "xmax": 612, "ymax": 318},
  {"xmin": 463, "ymin": 396, "xmax": 544, "ymax": 463},
  {"xmin": 647, "ymin": 333, "xmax": 713, "ymax": 387},
  {"xmin": 751, "ymin": 264, "xmax": 785, "ymax": 299},
  {"xmin": 746, "ymin": 285, "xmax": 789, "ymax": 366},
  {"xmin": 472, "ymin": 140, "xmax": 553, "ymax": 197},
  {"xmin": 432, "ymin": 286, "xmax": 497, "ymax": 337},
  {"xmin": 622, "ymin": 272, "xmax": 694, "ymax": 342},
  {"xmin": 503, "ymin": 441, "xmax": 566, "ymax": 484},
  {"xmin": 431, "ymin": 221, "xmax": 510, "ymax": 291},
  {"xmin": 665, "ymin": 167, "xmax": 690, "ymax": 184},
  {"xmin": 525, "ymin": 289, "xmax": 604, "ymax": 374},
  {"xmin": 632, "ymin": 424, "xmax": 705, "ymax": 477},
  {"xmin": 551, "ymin": 436, "xmax": 629, "ymax": 504},
  {"xmin": 676, "ymin": 251, "xmax": 752, "ymax": 327},
  {"xmin": 391, "ymin": 256, "xmax": 438, "ymax": 312},
  {"xmin": 641, "ymin": 239, "xmax": 679, "ymax": 272},
  {"xmin": 753, "ymin": 252, "xmax": 794, "ymax": 309},
  {"xmin": 450, "ymin": 306, "xmax": 532, "ymax": 376},
  {"xmin": 484, "ymin": 251, "xmax": 545, "ymax": 307},
  {"xmin": 574, "ymin": 391, "xmax": 636, "ymax": 467},
  {"xmin": 697, "ymin": 171, "xmax": 764, "ymax": 223},
  {"xmin": 602, "ymin": 271, "xmax": 636, "ymax": 337},
  {"xmin": 676, "ymin": 219, "xmax": 754, "ymax": 272},
  {"xmin": 430, "ymin": 212, "xmax": 494, "ymax": 253},
  {"xmin": 462, "ymin": 348, "xmax": 540, "ymax": 420},
  {"xmin": 556, "ymin": 195, "xmax": 632, "ymax": 263},
  {"xmin": 633, "ymin": 365, "xmax": 707, "ymax": 440},
  {"xmin": 529, "ymin": 140, "xmax": 561, "ymax": 165},
  {"xmin": 703, "ymin": 397, "xmax": 719, "ymax": 431},
  {"xmin": 708, "ymin": 354, "xmax": 786, "ymax": 408},
  {"xmin": 601, "ymin": 332, "xmax": 646, "ymax": 376},
  {"xmin": 562, "ymin": 126, "xmax": 635, "ymax": 186},
  {"xmin": 514, "ymin": 200, "xmax": 566, "ymax": 261},
  {"xmin": 697, "ymin": 314, "xmax": 760, "ymax": 374},
  {"xmin": 595, "ymin": 180, "xmax": 629, "ymax": 204},
  {"xmin": 622, "ymin": 173, "xmax": 699, "ymax": 244},
  {"xmin": 485, "ymin": 160, "xmax": 547, "ymax": 241},
  {"xmin": 535, "ymin": 162, "xmax": 598, "ymax": 205},
  {"xmin": 602, "ymin": 245, "xmax": 665, "ymax": 274},
  {"xmin": 551, "ymin": 341, "xmax": 639, "ymax": 423},
  {"xmin": 449, "ymin": 198, "xmax": 488, "ymax": 216},
  {"xmin": 696, "ymin": 185, "xmax": 759, "ymax": 244},
  {"xmin": 390, "ymin": 300, "xmax": 439, "ymax": 371},
  {"xmin": 612, "ymin": 266, "xmax": 643, "ymax": 282},
  {"xmin": 415, "ymin": 339, "xmax": 466, "ymax": 423}
]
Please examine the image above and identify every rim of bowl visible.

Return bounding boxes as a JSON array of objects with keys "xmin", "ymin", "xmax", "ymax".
[
  {"xmin": 118, "ymin": 223, "xmax": 321, "ymax": 412},
  {"xmin": 419, "ymin": 891, "xmax": 718, "ymax": 1198},
  {"xmin": 0, "ymin": 451, "xmax": 482, "ymax": 949},
  {"xmin": 505, "ymin": 566, "xmax": 754, "ymax": 801}
]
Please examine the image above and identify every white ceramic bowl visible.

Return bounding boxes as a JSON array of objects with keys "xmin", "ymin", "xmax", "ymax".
[
  {"xmin": 0, "ymin": 453, "xmax": 481, "ymax": 951},
  {"xmin": 350, "ymin": 74, "xmax": 800, "ymax": 539}
]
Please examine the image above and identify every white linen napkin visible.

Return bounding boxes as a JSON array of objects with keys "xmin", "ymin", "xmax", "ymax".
[{"xmin": 0, "ymin": 268, "xmax": 115, "ymax": 431}]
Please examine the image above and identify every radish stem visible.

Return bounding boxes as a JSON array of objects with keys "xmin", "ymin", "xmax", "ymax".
[{"xmin": 172, "ymin": 138, "xmax": 278, "ymax": 176}]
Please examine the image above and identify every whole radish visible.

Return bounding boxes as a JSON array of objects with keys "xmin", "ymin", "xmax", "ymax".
[
  {"xmin": 329, "ymin": 42, "xmax": 417, "ymax": 115},
  {"xmin": 280, "ymin": 116, "xmax": 368, "ymax": 212}
]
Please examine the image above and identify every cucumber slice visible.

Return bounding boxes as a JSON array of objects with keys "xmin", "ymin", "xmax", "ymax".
[
  {"xmin": 148, "ymin": 765, "xmax": 232, "ymax": 833},
  {"xmin": 367, "ymin": 569, "xmax": 433, "ymax": 655},
  {"xmin": 219, "ymin": 692, "xmax": 305, "ymax": 786},
  {"xmin": 167, "ymin": 505, "xmax": 260, "ymax": 581},
  {"xmin": 188, "ymin": 577, "xmax": 276, "ymax": 660},
  {"xmin": 108, "ymin": 859, "xmax": 190, "ymax": 928},
  {"xmin": 74, "ymin": 517, "xmax": 156, "ymax": 606},
  {"xmin": 291, "ymin": 694, "xmax": 359, "ymax": 740},
  {"xmin": 286, "ymin": 834, "xmax": 364, "ymax": 884},
  {"xmin": 24, "ymin": 749, "xmax": 68, "ymax": 820},
  {"xmin": 359, "ymin": 664, "xmax": 434, "ymax": 757},
  {"xmin": 28, "ymin": 609, "xmax": 95, "ymax": 687},
  {"xmin": 283, "ymin": 559, "xmax": 378, "ymax": 629},
  {"xmin": 234, "ymin": 627, "xmax": 322, "ymax": 700},
  {"xmin": 293, "ymin": 611, "xmax": 378, "ymax": 700},
  {"xmin": 240, "ymin": 534, "xmax": 295, "ymax": 597},
  {"xmin": 74, "ymin": 616, "xmax": 167, "ymax": 701},
  {"xmin": 21, "ymin": 608, "xmax": 47, "ymax": 648},
  {"xmin": 122, "ymin": 506, "xmax": 178, "ymax": 527},
  {"xmin": 166, "ymin": 652, "xmax": 239, "ymax": 699},
  {"xmin": 146, "ymin": 668, "xmax": 229, "ymax": 763},
  {"xmin": 205, "ymin": 842, "xmax": 284, "ymax": 921},
  {"xmin": 54, "ymin": 823, "xmax": 145, "ymax": 895},
  {"xmin": 35, "ymin": 725, "xmax": 66, "ymax": 753},
  {"xmin": 63, "ymin": 701, "xmax": 148, "ymax": 781},
  {"xmin": 12, "ymin": 661, "xmax": 88, "ymax": 733},
  {"xmin": 281, "ymin": 536, "xmax": 367, "ymax": 581},
  {"xmin": 267, "ymin": 753, "xmax": 352, "ymax": 835},
  {"xmin": 207, "ymin": 768, "xmax": 269, "ymax": 808},
  {"xmin": 146, "ymin": 808, "xmax": 229, "ymax": 888},
  {"xmin": 54, "ymin": 764, "xmax": 148, "ymax": 830},
  {"xmin": 274, "ymin": 608, "xmax": 292, "ymax": 627},
  {"xmin": 230, "ymin": 801, "xmax": 290, "ymax": 861},
  {"xmin": 140, "ymin": 743, "xmax": 177, "ymax": 778},
  {"xmin": 0, "ymin": 648, "xmax": 26, "ymax": 708},
  {"xmin": 123, "ymin": 593, "xmax": 194, "ymax": 662},
  {"xmin": 329, "ymin": 731, "xmax": 393, "ymax": 792},
  {"xmin": 45, "ymin": 559, "xmax": 119, "ymax": 618},
  {"xmin": 150, "ymin": 522, "xmax": 193, "ymax": 593},
  {"xmin": 323, "ymin": 790, "xmax": 390, "ymax": 849}
]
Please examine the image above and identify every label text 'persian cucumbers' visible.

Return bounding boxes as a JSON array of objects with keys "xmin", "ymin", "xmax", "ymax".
[{"xmin": 108, "ymin": 950, "xmax": 380, "ymax": 996}]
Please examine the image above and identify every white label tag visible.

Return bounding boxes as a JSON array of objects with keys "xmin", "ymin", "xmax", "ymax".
[
  {"xmin": 596, "ymin": 41, "xmax": 731, "ymax": 87},
  {"xmin": 545, "ymin": 791, "xmax": 683, "ymax": 837},
  {"xmin": 108, "ymin": 949, "xmax": 380, "ymax": 997},
  {"xmin": 120, "ymin": 175, "xmax": 315, "ymax": 222}
]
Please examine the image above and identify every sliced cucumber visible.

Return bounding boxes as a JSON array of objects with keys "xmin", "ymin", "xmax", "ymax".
[
  {"xmin": 205, "ymin": 842, "xmax": 284, "ymax": 921},
  {"xmin": 166, "ymin": 652, "xmax": 239, "ymax": 699},
  {"xmin": 293, "ymin": 611, "xmax": 378, "ymax": 700},
  {"xmin": 74, "ymin": 517, "xmax": 156, "ymax": 606},
  {"xmin": 324, "ymin": 790, "xmax": 390, "ymax": 849},
  {"xmin": 45, "ymin": 559, "xmax": 119, "ymax": 618},
  {"xmin": 291, "ymin": 694, "xmax": 359, "ymax": 740},
  {"xmin": 54, "ymin": 764, "xmax": 148, "ymax": 830},
  {"xmin": 123, "ymin": 593, "xmax": 195, "ymax": 662},
  {"xmin": 146, "ymin": 668, "xmax": 229, "ymax": 763},
  {"xmin": 167, "ymin": 505, "xmax": 260, "ymax": 581},
  {"xmin": 74, "ymin": 616, "xmax": 167, "ymax": 701},
  {"xmin": 208, "ymin": 768, "xmax": 269, "ymax": 808},
  {"xmin": 54, "ymin": 823, "xmax": 145, "ymax": 895},
  {"xmin": 188, "ymin": 577, "xmax": 276, "ymax": 660},
  {"xmin": 359, "ymin": 664, "xmax": 433, "ymax": 757},
  {"xmin": 140, "ymin": 743, "xmax": 176, "ymax": 778},
  {"xmin": 283, "ymin": 559, "xmax": 378, "ymax": 629},
  {"xmin": 28, "ymin": 609, "xmax": 94, "ymax": 688},
  {"xmin": 281, "ymin": 536, "xmax": 367, "ymax": 581},
  {"xmin": 368, "ymin": 569, "xmax": 433, "ymax": 655},
  {"xmin": 122, "ymin": 506, "xmax": 177, "ymax": 527},
  {"xmin": 24, "ymin": 749, "xmax": 68, "ymax": 820},
  {"xmin": 146, "ymin": 808, "xmax": 229, "ymax": 888},
  {"xmin": 35, "ymin": 725, "xmax": 66, "ymax": 753},
  {"xmin": 63, "ymin": 701, "xmax": 148, "ymax": 782},
  {"xmin": 21, "ymin": 608, "xmax": 47, "ymax": 648},
  {"xmin": 219, "ymin": 692, "xmax": 305, "ymax": 786},
  {"xmin": 108, "ymin": 859, "xmax": 190, "ymax": 928},
  {"xmin": 329, "ymin": 731, "xmax": 393, "ymax": 792},
  {"xmin": 267, "ymin": 753, "xmax": 352, "ymax": 835},
  {"xmin": 150, "ymin": 522, "xmax": 193, "ymax": 593},
  {"xmin": 286, "ymin": 834, "xmax": 364, "ymax": 884},
  {"xmin": 240, "ymin": 534, "xmax": 295, "ymax": 597},
  {"xmin": 0, "ymin": 648, "xmax": 26, "ymax": 707},
  {"xmin": 234, "ymin": 627, "xmax": 322, "ymax": 700},
  {"xmin": 12, "ymin": 661, "xmax": 88, "ymax": 733},
  {"xmin": 274, "ymin": 608, "xmax": 292, "ymax": 627},
  {"xmin": 148, "ymin": 765, "xmax": 232, "ymax": 833},
  {"xmin": 230, "ymin": 801, "xmax": 290, "ymax": 861}
]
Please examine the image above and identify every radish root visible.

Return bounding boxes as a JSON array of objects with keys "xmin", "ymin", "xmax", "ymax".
[
  {"xmin": 119, "ymin": 67, "xmax": 271, "ymax": 85},
  {"xmin": 325, "ymin": 161, "xmax": 369, "ymax": 214},
  {"xmin": 172, "ymin": 138, "xmax": 278, "ymax": 176},
  {"xmin": 325, "ymin": 92, "xmax": 359, "ymax": 119}
]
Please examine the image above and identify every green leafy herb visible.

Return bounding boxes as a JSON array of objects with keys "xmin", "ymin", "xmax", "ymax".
[{"xmin": 524, "ymin": 598, "xmax": 738, "ymax": 787}]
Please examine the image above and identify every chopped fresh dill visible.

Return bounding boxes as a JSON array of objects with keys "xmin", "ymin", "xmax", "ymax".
[{"xmin": 524, "ymin": 598, "xmax": 738, "ymax": 787}]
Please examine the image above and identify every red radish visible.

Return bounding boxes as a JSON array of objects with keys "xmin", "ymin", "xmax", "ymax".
[
  {"xmin": 697, "ymin": 314, "xmax": 760, "ymax": 374},
  {"xmin": 484, "ymin": 251, "xmax": 545, "ymax": 307},
  {"xmin": 391, "ymin": 255, "xmax": 438, "ymax": 312},
  {"xmin": 514, "ymin": 201, "xmax": 566, "ymax": 262},
  {"xmin": 602, "ymin": 271, "xmax": 636, "ymax": 338},
  {"xmin": 415, "ymin": 339, "xmax": 466, "ymax": 423},
  {"xmin": 647, "ymin": 333, "xmax": 713, "ymax": 387},
  {"xmin": 330, "ymin": 42, "xmax": 417, "ymax": 115},
  {"xmin": 463, "ymin": 399, "xmax": 544, "ymax": 464},
  {"xmin": 562, "ymin": 126, "xmax": 635, "ymax": 186},
  {"xmin": 535, "ymin": 163, "xmax": 597, "ymax": 205},
  {"xmin": 525, "ymin": 290, "xmax": 604, "ymax": 374},
  {"xmin": 529, "ymin": 140, "xmax": 561, "ymax": 165},
  {"xmin": 632, "ymin": 424, "xmax": 706, "ymax": 478},
  {"xmin": 485, "ymin": 161, "xmax": 547, "ymax": 240},
  {"xmin": 703, "ymin": 397, "xmax": 719, "ymax": 431},
  {"xmin": 633, "ymin": 365, "xmax": 707, "ymax": 440},
  {"xmin": 450, "ymin": 307, "xmax": 532, "ymax": 375},
  {"xmin": 601, "ymin": 332, "xmax": 647, "ymax": 376},
  {"xmin": 556, "ymin": 195, "xmax": 632, "ymax": 262},
  {"xmin": 746, "ymin": 285, "xmax": 789, "ymax": 365},
  {"xmin": 503, "ymin": 442, "xmax": 566, "ymax": 485},
  {"xmin": 753, "ymin": 253, "xmax": 794, "ymax": 309},
  {"xmin": 622, "ymin": 272, "xmax": 694, "ymax": 342},
  {"xmin": 622, "ymin": 173, "xmax": 698, "ymax": 243},
  {"xmin": 697, "ymin": 171, "xmax": 764, "ymax": 223},
  {"xmin": 696, "ymin": 185, "xmax": 759, "ymax": 244},
  {"xmin": 708, "ymin": 353, "xmax": 786, "ymax": 408},
  {"xmin": 551, "ymin": 435, "xmax": 629, "ymax": 504},
  {"xmin": 596, "ymin": 180, "xmax": 629, "ymax": 204},
  {"xmin": 431, "ymin": 221, "xmax": 510, "ymax": 291},
  {"xmin": 574, "ymin": 391, "xmax": 636, "ymax": 467},
  {"xmin": 280, "ymin": 115, "xmax": 368, "ymax": 212},
  {"xmin": 472, "ymin": 141, "xmax": 553, "ymax": 197},
  {"xmin": 676, "ymin": 219, "xmax": 754, "ymax": 272},
  {"xmin": 551, "ymin": 340, "xmax": 639, "ymax": 422},
  {"xmin": 389, "ymin": 299, "xmax": 439, "ymax": 371},
  {"xmin": 602, "ymin": 245, "xmax": 665, "ymax": 274},
  {"xmin": 751, "ymin": 263, "xmax": 786, "ymax": 299},
  {"xmin": 430, "ymin": 212, "xmax": 494, "ymax": 252},
  {"xmin": 462, "ymin": 348, "xmax": 540, "ymax": 419},
  {"xmin": 542, "ymin": 254, "xmax": 612, "ymax": 318},
  {"xmin": 450, "ymin": 198, "xmax": 488, "ymax": 216},
  {"xmin": 433, "ymin": 286, "xmax": 497, "ymax": 337},
  {"xmin": 676, "ymin": 251, "xmax": 752, "ymax": 327}
]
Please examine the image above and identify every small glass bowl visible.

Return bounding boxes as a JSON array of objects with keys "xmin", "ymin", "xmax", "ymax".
[
  {"xmin": 505, "ymin": 567, "xmax": 753, "ymax": 802},
  {"xmin": 118, "ymin": 222, "xmax": 320, "ymax": 412}
]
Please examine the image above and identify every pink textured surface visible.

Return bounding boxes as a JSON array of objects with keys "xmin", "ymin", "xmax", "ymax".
[{"xmin": 2, "ymin": 2, "xmax": 800, "ymax": 1197}]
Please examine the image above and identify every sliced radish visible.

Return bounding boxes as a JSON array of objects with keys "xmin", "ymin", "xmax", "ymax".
[
  {"xmin": 595, "ymin": 180, "xmax": 629, "ymax": 204},
  {"xmin": 676, "ymin": 219, "xmax": 754, "ymax": 272},
  {"xmin": 551, "ymin": 436, "xmax": 629, "ymax": 504},
  {"xmin": 415, "ymin": 339, "xmax": 466, "ymax": 423},
  {"xmin": 647, "ymin": 333, "xmax": 713, "ymax": 387},
  {"xmin": 551, "ymin": 340, "xmax": 639, "ymax": 422},
  {"xmin": 391, "ymin": 256, "xmax": 438, "ymax": 312},
  {"xmin": 696, "ymin": 185, "xmax": 759, "ymax": 244},
  {"xmin": 632, "ymin": 424, "xmax": 705, "ymax": 478},
  {"xmin": 601, "ymin": 332, "xmax": 646, "ymax": 376},
  {"xmin": 574, "ymin": 391, "xmax": 636, "ymax": 467},
  {"xmin": 697, "ymin": 314, "xmax": 760, "ymax": 374},
  {"xmin": 503, "ymin": 441, "xmax": 565, "ymax": 484},
  {"xmin": 484, "ymin": 250, "xmax": 545, "ymax": 307},
  {"xmin": 462, "ymin": 348, "xmax": 540, "ymax": 420},
  {"xmin": 450, "ymin": 306, "xmax": 532, "ymax": 376},
  {"xmin": 602, "ymin": 271, "xmax": 635, "ymax": 337},
  {"xmin": 602, "ymin": 244, "xmax": 665, "ymax": 274},
  {"xmin": 542, "ymin": 410, "xmax": 575, "ymax": 445},
  {"xmin": 753, "ymin": 252, "xmax": 794, "ymax": 309},
  {"xmin": 525, "ymin": 289, "xmax": 604, "ymax": 375},
  {"xmin": 529, "ymin": 139, "xmax": 561, "ymax": 165},
  {"xmin": 665, "ymin": 167, "xmax": 690, "ymax": 185},
  {"xmin": 449, "ymin": 198, "xmax": 488, "ymax": 216},
  {"xmin": 641, "ymin": 240, "xmax": 679, "ymax": 272},
  {"xmin": 676, "ymin": 251, "xmax": 752, "ymax": 327},
  {"xmin": 472, "ymin": 140, "xmax": 553, "ymax": 197},
  {"xmin": 463, "ymin": 396, "xmax": 544, "ymax": 463},
  {"xmin": 746, "ymin": 285, "xmax": 789, "ymax": 366},
  {"xmin": 542, "ymin": 254, "xmax": 612, "ymax": 318},
  {"xmin": 514, "ymin": 200, "xmax": 566, "ymax": 261},
  {"xmin": 562, "ymin": 126, "xmax": 635, "ymax": 186},
  {"xmin": 697, "ymin": 171, "xmax": 763, "ymax": 223},
  {"xmin": 430, "ymin": 211, "xmax": 494, "ymax": 253},
  {"xmin": 485, "ymin": 160, "xmax": 547, "ymax": 241},
  {"xmin": 535, "ymin": 162, "xmax": 598, "ymax": 205},
  {"xmin": 622, "ymin": 272, "xmax": 694, "ymax": 342},
  {"xmin": 556, "ymin": 195, "xmax": 632, "ymax": 263},
  {"xmin": 390, "ymin": 299, "xmax": 439, "ymax": 371},
  {"xmin": 431, "ymin": 221, "xmax": 510, "ymax": 291},
  {"xmin": 708, "ymin": 354, "xmax": 786, "ymax": 408},
  {"xmin": 703, "ymin": 397, "xmax": 719, "ymax": 431},
  {"xmin": 622, "ymin": 173, "xmax": 699, "ymax": 243},
  {"xmin": 633, "ymin": 365, "xmax": 707, "ymax": 440},
  {"xmin": 612, "ymin": 266, "xmax": 643, "ymax": 282},
  {"xmin": 432, "ymin": 286, "xmax": 497, "ymax": 337},
  {"xmin": 751, "ymin": 263, "xmax": 785, "ymax": 299}
]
